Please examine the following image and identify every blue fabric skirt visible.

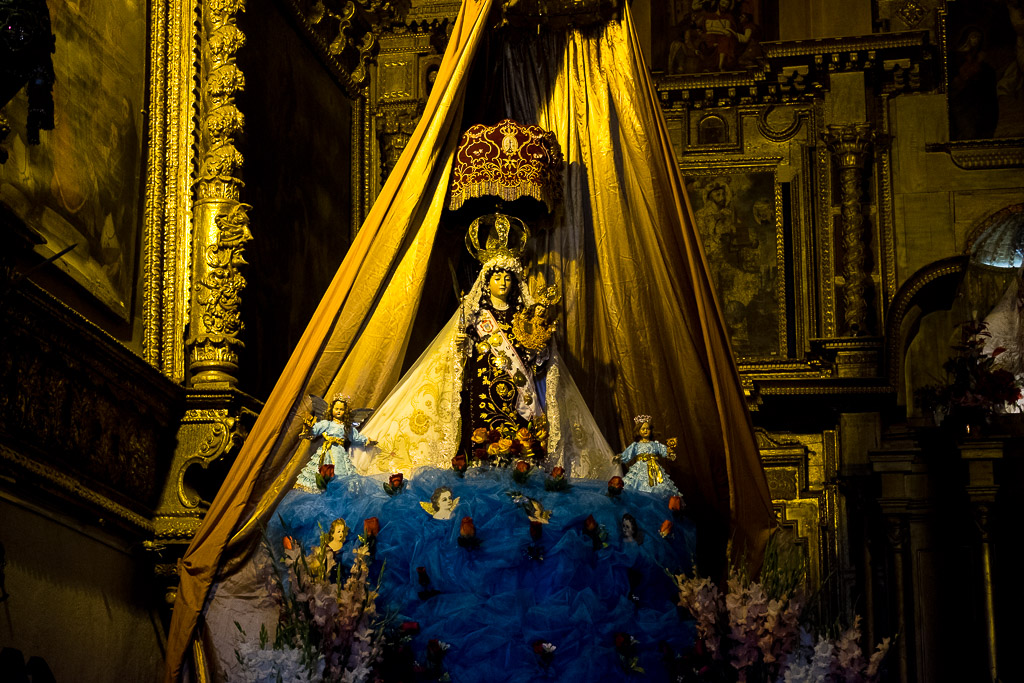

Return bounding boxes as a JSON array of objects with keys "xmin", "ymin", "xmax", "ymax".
[{"xmin": 270, "ymin": 467, "xmax": 696, "ymax": 681}]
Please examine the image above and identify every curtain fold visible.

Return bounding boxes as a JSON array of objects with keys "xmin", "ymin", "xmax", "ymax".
[
  {"xmin": 163, "ymin": 2, "xmax": 493, "ymax": 679},
  {"xmin": 164, "ymin": 2, "xmax": 774, "ymax": 679}
]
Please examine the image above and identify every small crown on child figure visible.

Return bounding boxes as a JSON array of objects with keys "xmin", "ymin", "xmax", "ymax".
[
  {"xmin": 333, "ymin": 393, "xmax": 352, "ymax": 403},
  {"xmin": 633, "ymin": 414, "xmax": 652, "ymax": 425}
]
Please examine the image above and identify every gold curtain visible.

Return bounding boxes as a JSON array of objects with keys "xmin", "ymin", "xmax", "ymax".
[
  {"xmin": 501, "ymin": 6, "xmax": 773, "ymax": 553},
  {"xmin": 164, "ymin": 1, "xmax": 774, "ymax": 679}
]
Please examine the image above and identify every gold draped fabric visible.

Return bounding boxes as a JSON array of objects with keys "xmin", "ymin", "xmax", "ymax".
[{"xmin": 164, "ymin": 1, "xmax": 774, "ymax": 679}]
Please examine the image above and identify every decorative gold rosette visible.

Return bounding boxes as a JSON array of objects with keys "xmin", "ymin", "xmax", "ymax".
[{"xmin": 448, "ymin": 119, "xmax": 564, "ymax": 213}]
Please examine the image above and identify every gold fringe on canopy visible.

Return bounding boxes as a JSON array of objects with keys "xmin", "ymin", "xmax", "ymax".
[{"xmin": 164, "ymin": 1, "xmax": 774, "ymax": 679}]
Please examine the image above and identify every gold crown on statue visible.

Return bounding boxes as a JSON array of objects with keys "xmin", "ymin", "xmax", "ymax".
[
  {"xmin": 465, "ymin": 213, "xmax": 531, "ymax": 265},
  {"xmin": 449, "ymin": 119, "xmax": 564, "ymax": 213},
  {"xmin": 332, "ymin": 393, "xmax": 351, "ymax": 404},
  {"xmin": 633, "ymin": 414, "xmax": 652, "ymax": 425}
]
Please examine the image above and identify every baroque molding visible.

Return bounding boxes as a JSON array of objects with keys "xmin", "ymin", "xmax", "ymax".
[
  {"xmin": 0, "ymin": 281, "xmax": 181, "ymax": 535},
  {"xmin": 282, "ymin": 0, "xmax": 412, "ymax": 98},
  {"xmin": 656, "ymin": 31, "xmax": 935, "ymax": 110}
]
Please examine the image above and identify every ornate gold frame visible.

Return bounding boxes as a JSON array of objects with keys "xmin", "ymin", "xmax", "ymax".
[
  {"xmin": 141, "ymin": 0, "xmax": 200, "ymax": 384},
  {"xmin": 679, "ymin": 159, "xmax": 789, "ymax": 361}
]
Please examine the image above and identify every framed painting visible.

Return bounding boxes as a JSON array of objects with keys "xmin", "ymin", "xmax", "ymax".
[
  {"xmin": 943, "ymin": 0, "xmax": 1024, "ymax": 140},
  {"xmin": 0, "ymin": 0, "xmax": 147, "ymax": 320},
  {"xmin": 651, "ymin": 0, "xmax": 775, "ymax": 75},
  {"xmin": 682, "ymin": 162, "xmax": 787, "ymax": 360}
]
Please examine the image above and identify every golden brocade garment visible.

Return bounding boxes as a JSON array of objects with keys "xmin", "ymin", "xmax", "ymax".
[
  {"xmin": 461, "ymin": 304, "xmax": 541, "ymax": 448},
  {"xmin": 636, "ymin": 452, "xmax": 664, "ymax": 488}
]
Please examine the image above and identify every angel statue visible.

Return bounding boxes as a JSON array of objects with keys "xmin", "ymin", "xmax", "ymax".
[
  {"xmin": 294, "ymin": 394, "xmax": 374, "ymax": 493},
  {"xmin": 420, "ymin": 486, "xmax": 460, "ymax": 520},
  {"xmin": 616, "ymin": 415, "xmax": 682, "ymax": 497}
]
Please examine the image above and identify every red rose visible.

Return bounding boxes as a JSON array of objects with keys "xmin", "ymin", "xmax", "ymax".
[
  {"xmin": 400, "ymin": 620, "xmax": 420, "ymax": 635},
  {"xmin": 363, "ymin": 517, "xmax": 380, "ymax": 537},
  {"xmin": 551, "ymin": 466, "xmax": 565, "ymax": 479},
  {"xmin": 509, "ymin": 440, "xmax": 524, "ymax": 455},
  {"xmin": 487, "ymin": 429, "xmax": 502, "ymax": 443},
  {"xmin": 583, "ymin": 514, "xmax": 598, "ymax": 533},
  {"xmin": 614, "ymin": 632, "xmax": 628, "ymax": 649},
  {"xmin": 531, "ymin": 440, "xmax": 546, "ymax": 457},
  {"xmin": 389, "ymin": 472, "xmax": 404, "ymax": 489},
  {"xmin": 668, "ymin": 495, "xmax": 683, "ymax": 512},
  {"xmin": 427, "ymin": 639, "xmax": 445, "ymax": 658},
  {"xmin": 515, "ymin": 460, "xmax": 530, "ymax": 473},
  {"xmin": 473, "ymin": 447, "xmax": 488, "ymax": 461},
  {"xmin": 282, "ymin": 535, "xmax": 295, "ymax": 551},
  {"xmin": 530, "ymin": 520, "xmax": 543, "ymax": 541},
  {"xmin": 609, "ymin": 476, "xmax": 624, "ymax": 491},
  {"xmin": 460, "ymin": 516, "xmax": 476, "ymax": 538},
  {"xmin": 660, "ymin": 519, "xmax": 673, "ymax": 537},
  {"xmin": 452, "ymin": 453, "xmax": 468, "ymax": 470},
  {"xmin": 318, "ymin": 464, "xmax": 335, "ymax": 478}
]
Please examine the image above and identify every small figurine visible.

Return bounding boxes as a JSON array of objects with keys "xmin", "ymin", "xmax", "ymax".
[
  {"xmin": 312, "ymin": 518, "xmax": 348, "ymax": 582},
  {"xmin": 512, "ymin": 285, "xmax": 560, "ymax": 352},
  {"xmin": 420, "ymin": 486, "xmax": 460, "ymax": 520},
  {"xmin": 616, "ymin": 415, "xmax": 682, "ymax": 497},
  {"xmin": 620, "ymin": 513, "xmax": 644, "ymax": 545},
  {"xmin": 508, "ymin": 492, "xmax": 553, "ymax": 524},
  {"xmin": 295, "ymin": 394, "xmax": 373, "ymax": 493}
]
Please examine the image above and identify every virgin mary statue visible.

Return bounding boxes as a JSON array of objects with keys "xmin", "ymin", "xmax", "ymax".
[
  {"xmin": 165, "ymin": 3, "xmax": 775, "ymax": 678},
  {"xmin": 353, "ymin": 210, "xmax": 616, "ymax": 479}
]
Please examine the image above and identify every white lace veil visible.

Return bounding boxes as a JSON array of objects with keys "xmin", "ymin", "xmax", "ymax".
[{"xmin": 353, "ymin": 254, "xmax": 617, "ymax": 479}]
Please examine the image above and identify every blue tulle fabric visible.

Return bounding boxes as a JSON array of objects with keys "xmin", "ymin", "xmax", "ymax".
[{"xmin": 270, "ymin": 467, "xmax": 696, "ymax": 681}]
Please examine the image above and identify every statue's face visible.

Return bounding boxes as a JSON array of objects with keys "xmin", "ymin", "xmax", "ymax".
[
  {"xmin": 639, "ymin": 421, "xmax": 651, "ymax": 438},
  {"xmin": 332, "ymin": 401, "xmax": 347, "ymax": 419},
  {"xmin": 437, "ymin": 490, "xmax": 453, "ymax": 512},
  {"xmin": 489, "ymin": 271, "xmax": 513, "ymax": 302},
  {"xmin": 535, "ymin": 304, "xmax": 547, "ymax": 319},
  {"xmin": 331, "ymin": 524, "xmax": 347, "ymax": 543}
]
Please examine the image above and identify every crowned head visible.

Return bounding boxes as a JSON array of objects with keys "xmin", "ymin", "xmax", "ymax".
[{"xmin": 465, "ymin": 213, "xmax": 530, "ymax": 265}]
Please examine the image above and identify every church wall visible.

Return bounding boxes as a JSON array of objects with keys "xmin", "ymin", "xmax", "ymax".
[
  {"xmin": 234, "ymin": 0, "xmax": 355, "ymax": 401},
  {"xmin": 890, "ymin": 93, "xmax": 1024, "ymax": 289},
  {"xmin": 0, "ymin": 495, "xmax": 164, "ymax": 682}
]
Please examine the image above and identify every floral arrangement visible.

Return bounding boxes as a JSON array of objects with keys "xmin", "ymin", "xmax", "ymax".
[
  {"xmin": 582, "ymin": 514, "xmax": 608, "ymax": 550},
  {"xmin": 237, "ymin": 528, "xmax": 383, "ymax": 682},
  {"xmin": 607, "ymin": 475, "xmax": 625, "ymax": 498},
  {"xmin": 532, "ymin": 640, "xmax": 556, "ymax": 668},
  {"xmin": 466, "ymin": 421, "xmax": 547, "ymax": 468},
  {"xmin": 383, "ymin": 472, "xmax": 405, "ymax": 496},
  {"xmin": 543, "ymin": 465, "xmax": 570, "ymax": 492},
  {"xmin": 916, "ymin": 319, "xmax": 1022, "ymax": 432},
  {"xmin": 671, "ymin": 540, "xmax": 890, "ymax": 683},
  {"xmin": 458, "ymin": 516, "xmax": 481, "ymax": 549},
  {"xmin": 512, "ymin": 459, "xmax": 532, "ymax": 484},
  {"xmin": 614, "ymin": 632, "xmax": 645, "ymax": 674},
  {"xmin": 316, "ymin": 463, "xmax": 335, "ymax": 491}
]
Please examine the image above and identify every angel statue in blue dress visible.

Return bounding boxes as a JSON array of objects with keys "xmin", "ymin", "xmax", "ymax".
[
  {"xmin": 294, "ymin": 394, "xmax": 374, "ymax": 493},
  {"xmin": 616, "ymin": 415, "xmax": 682, "ymax": 497}
]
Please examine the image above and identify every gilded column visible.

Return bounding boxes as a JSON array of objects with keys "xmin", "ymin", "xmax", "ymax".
[
  {"xmin": 186, "ymin": 0, "xmax": 250, "ymax": 389},
  {"xmin": 823, "ymin": 124, "xmax": 874, "ymax": 337}
]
